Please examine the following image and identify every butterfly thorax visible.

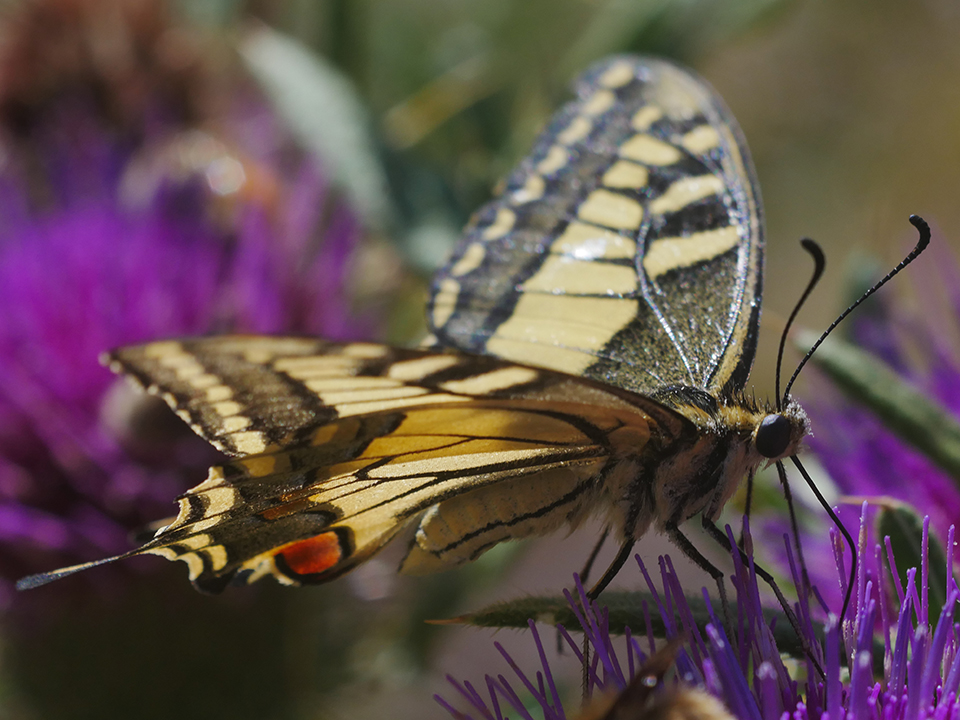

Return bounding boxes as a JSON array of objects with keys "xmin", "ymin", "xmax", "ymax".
[{"xmin": 611, "ymin": 388, "xmax": 810, "ymax": 540}]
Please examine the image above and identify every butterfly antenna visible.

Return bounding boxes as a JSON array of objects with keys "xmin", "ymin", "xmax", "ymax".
[
  {"xmin": 775, "ymin": 239, "xmax": 826, "ymax": 410},
  {"xmin": 775, "ymin": 460, "xmax": 815, "ymax": 601},
  {"xmin": 778, "ymin": 215, "xmax": 931, "ymax": 624},
  {"xmin": 782, "ymin": 214, "xmax": 931, "ymax": 402}
]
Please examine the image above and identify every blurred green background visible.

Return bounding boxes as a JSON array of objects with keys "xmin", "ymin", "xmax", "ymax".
[{"xmin": 3, "ymin": 1, "xmax": 960, "ymax": 718}]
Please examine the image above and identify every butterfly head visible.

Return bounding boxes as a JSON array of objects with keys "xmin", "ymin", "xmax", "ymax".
[{"xmin": 753, "ymin": 397, "xmax": 809, "ymax": 462}]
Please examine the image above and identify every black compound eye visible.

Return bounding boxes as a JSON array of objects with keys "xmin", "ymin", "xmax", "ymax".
[{"xmin": 756, "ymin": 414, "xmax": 792, "ymax": 459}]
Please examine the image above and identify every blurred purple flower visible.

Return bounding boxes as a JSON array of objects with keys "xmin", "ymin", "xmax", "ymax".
[
  {"xmin": 438, "ymin": 507, "xmax": 960, "ymax": 720},
  {"xmin": 0, "ymin": 65, "xmax": 367, "ymax": 607}
]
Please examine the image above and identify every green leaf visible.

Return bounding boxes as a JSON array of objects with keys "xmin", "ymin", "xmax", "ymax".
[
  {"xmin": 239, "ymin": 25, "xmax": 392, "ymax": 228},
  {"xmin": 443, "ymin": 591, "xmax": 811, "ymax": 659},
  {"xmin": 877, "ymin": 502, "xmax": 950, "ymax": 616},
  {"xmin": 800, "ymin": 332, "xmax": 960, "ymax": 484}
]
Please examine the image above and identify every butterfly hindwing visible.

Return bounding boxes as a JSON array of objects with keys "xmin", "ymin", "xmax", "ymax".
[
  {"xmin": 103, "ymin": 337, "xmax": 680, "ymax": 591},
  {"xmin": 428, "ymin": 56, "xmax": 762, "ymax": 398}
]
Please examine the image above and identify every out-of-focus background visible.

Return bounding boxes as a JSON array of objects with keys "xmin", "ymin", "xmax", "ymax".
[{"xmin": 1, "ymin": 1, "xmax": 959, "ymax": 718}]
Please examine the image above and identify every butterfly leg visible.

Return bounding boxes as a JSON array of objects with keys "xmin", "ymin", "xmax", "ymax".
[
  {"xmin": 586, "ymin": 538, "xmax": 636, "ymax": 600},
  {"xmin": 774, "ymin": 462, "xmax": 813, "ymax": 599},
  {"xmin": 560, "ymin": 528, "xmax": 614, "ymax": 654},
  {"xmin": 665, "ymin": 521, "xmax": 731, "ymax": 633},
  {"xmin": 572, "ymin": 526, "xmax": 611, "ymax": 688},
  {"xmin": 581, "ymin": 535, "xmax": 635, "ymax": 704},
  {"xmin": 576, "ymin": 528, "xmax": 616, "ymax": 702},
  {"xmin": 738, "ymin": 469, "xmax": 755, "ymax": 550},
  {"xmin": 701, "ymin": 518, "xmax": 825, "ymax": 679},
  {"xmin": 579, "ymin": 526, "xmax": 610, "ymax": 587}
]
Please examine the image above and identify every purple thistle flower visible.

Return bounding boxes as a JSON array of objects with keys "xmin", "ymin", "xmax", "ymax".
[
  {"xmin": 438, "ymin": 504, "xmax": 960, "ymax": 720},
  {"xmin": 0, "ymin": 160, "xmax": 364, "ymax": 607},
  {"xmin": 0, "ymin": 7, "xmax": 369, "ymax": 606}
]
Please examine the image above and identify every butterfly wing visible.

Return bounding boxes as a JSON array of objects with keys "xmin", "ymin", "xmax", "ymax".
[
  {"xmin": 121, "ymin": 401, "xmax": 642, "ymax": 592},
  {"xmin": 60, "ymin": 336, "xmax": 678, "ymax": 592},
  {"xmin": 428, "ymin": 56, "xmax": 763, "ymax": 398},
  {"xmin": 18, "ymin": 55, "xmax": 768, "ymax": 594}
]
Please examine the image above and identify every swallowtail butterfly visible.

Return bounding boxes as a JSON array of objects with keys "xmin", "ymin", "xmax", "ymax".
[{"xmin": 19, "ymin": 56, "xmax": 813, "ymax": 595}]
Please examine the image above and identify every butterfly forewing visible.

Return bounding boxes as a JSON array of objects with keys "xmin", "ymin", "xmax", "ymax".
[{"xmin": 428, "ymin": 56, "xmax": 762, "ymax": 398}]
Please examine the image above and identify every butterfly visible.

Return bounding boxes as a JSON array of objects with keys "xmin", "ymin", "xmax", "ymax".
[{"xmin": 18, "ymin": 56, "xmax": 810, "ymax": 595}]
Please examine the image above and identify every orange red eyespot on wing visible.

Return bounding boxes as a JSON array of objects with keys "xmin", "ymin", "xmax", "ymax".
[{"xmin": 275, "ymin": 531, "xmax": 347, "ymax": 578}]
